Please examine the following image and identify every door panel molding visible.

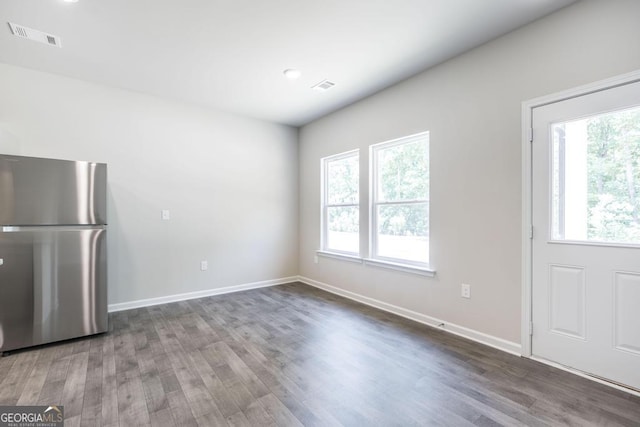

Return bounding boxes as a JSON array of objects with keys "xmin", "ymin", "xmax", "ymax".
[
  {"xmin": 613, "ymin": 270, "xmax": 640, "ymax": 355},
  {"xmin": 548, "ymin": 264, "xmax": 586, "ymax": 340}
]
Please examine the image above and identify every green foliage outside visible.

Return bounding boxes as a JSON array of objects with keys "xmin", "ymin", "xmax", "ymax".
[
  {"xmin": 327, "ymin": 156, "xmax": 358, "ymax": 233},
  {"xmin": 327, "ymin": 156, "xmax": 358, "ymax": 205},
  {"xmin": 586, "ymin": 108, "xmax": 640, "ymax": 243},
  {"xmin": 328, "ymin": 206, "xmax": 358, "ymax": 233},
  {"xmin": 377, "ymin": 140, "xmax": 429, "ymax": 236},
  {"xmin": 326, "ymin": 140, "xmax": 430, "ymax": 237}
]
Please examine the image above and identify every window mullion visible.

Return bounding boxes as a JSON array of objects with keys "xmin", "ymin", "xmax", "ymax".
[
  {"xmin": 326, "ymin": 203, "xmax": 359, "ymax": 208},
  {"xmin": 375, "ymin": 200, "xmax": 428, "ymax": 206}
]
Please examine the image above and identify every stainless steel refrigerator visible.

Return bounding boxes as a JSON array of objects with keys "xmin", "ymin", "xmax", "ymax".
[{"xmin": 0, "ymin": 154, "xmax": 108, "ymax": 354}]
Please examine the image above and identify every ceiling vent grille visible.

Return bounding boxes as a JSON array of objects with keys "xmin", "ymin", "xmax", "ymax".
[
  {"xmin": 311, "ymin": 80, "xmax": 336, "ymax": 92},
  {"xmin": 8, "ymin": 22, "xmax": 62, "ymax": 48}
]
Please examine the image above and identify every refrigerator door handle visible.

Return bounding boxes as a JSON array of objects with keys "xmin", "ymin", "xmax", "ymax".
[{"xmin": 2, "ymin": 225, "xmax": 107, "ymax": 232}]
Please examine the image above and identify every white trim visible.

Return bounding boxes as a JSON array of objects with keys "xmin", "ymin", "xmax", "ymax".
[
  {"xmin": 521, "ymin": 96, "xmax": 533, "ymax": 357},
  {"xmin": 531, "ymin": 356, "xmax": 640, "ymax": 398},
  {"xmin": 315, "ymin": 250, "xmax": 436, "ymax": 276},
  {"xmin": 524, "ymin": 69, "xmax": 640, "ymax": 110},
  {"xmin": 547, "ymin": 239, "xmax": 640, "ymax": 249},
  {"xmin": 521, "ymin": 70, "xmax": 640, "ymax": 359},
  {"xmin": 298, "ymin": 275, "xmax": 521, "ymax": 356},
  {"xmin": 108, "ymin": 276, "xmax": 298, "ymax": 312},
  {"xmin": 316, "ymin": 250, "xmax": 363, "ymax": 263},
  {"xmin": 363, "ymin": 258, "xmax": 435, "ymax": 277},
  {"xmin": 369, "ymin": 131, "xmax": 431, "ymax": 150}
]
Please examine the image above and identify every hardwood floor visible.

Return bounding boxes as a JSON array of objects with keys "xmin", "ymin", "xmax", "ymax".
[{"xmin": 1, "ymin": 282, "xmax": 639, "ymax": 426}]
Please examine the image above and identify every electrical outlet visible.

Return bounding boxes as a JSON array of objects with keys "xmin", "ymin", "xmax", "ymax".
[
  {"xmin": 461, "ymin": 283, "xmax": 471, "ymax": 299},
  {"xmin": 161, "ymin": 209, "xmax": 170, "ymax": 220},
  {"xmin": 200, "ymin": 260, "xmax": 208, "ymax": 271}
]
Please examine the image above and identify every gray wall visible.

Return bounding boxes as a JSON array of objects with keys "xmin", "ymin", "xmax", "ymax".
[
  {"xmin": 298, "ymin": 0, "xmax": 640, "ymax": 344},
  {"xmin": 0, "ymin": 63, "xmax": 299, "ymax": 305}
]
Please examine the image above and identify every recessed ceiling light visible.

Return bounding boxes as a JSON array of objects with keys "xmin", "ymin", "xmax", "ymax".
[
  {"xmin": 63, "ymin": 0, "xmax": 79, "ymax": 3},
  {"xmin": 283, "ymin": 69, "xmax": 301, "ymax": 80}
]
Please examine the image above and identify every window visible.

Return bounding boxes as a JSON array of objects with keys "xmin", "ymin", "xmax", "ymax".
[
  {"xmin": 322, "ymin": 150, "xmax": 359, "ymax": 254},
  {"xmin": 551, "ymin": 106, "xmax": 640, "ymax": 245},
  {"xmin": 371, "ymin": 132, "xmax": 429, "ymax": 265},
  {"xmin": 318, "ymin": 133, "xmax": 433, "ymax": 274}
]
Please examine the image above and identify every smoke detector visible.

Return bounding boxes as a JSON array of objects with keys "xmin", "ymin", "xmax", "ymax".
[
  {"xmin": 8, "ymin": 22, "xmax": 62, "ymax": 48},
  {"xmin": 311, "ymin": 80, "xmax": 336, "ymax": 92}
]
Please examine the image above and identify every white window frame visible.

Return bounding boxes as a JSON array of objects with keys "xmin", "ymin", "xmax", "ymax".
[
  {"xmin": 320, "ymin": 149, "xmax": 360, "ymax": 255},
  {"xmin": 370, "ymin": 132, "xmax": 430, "ymax": 268}
]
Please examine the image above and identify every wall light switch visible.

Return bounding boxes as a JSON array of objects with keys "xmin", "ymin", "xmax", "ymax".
[
  {"xmin": 200, "ymin": 260, "xmax": 208, "ymax": 271},
  {"xmin": 0, "ymin": 258, "xmax": 3, "ymax": 266},
  {"xmin": 314, "ymin": 255, "xmax": 319, "ymax": 264},
  {"xmin": 161, "ymin": 210, "xmax": 170, "ymax": 220}
]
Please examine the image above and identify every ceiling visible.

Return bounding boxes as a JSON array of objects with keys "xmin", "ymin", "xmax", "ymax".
[{"xmin": 0, "ymin": 0, "xmax": 578, "ymax": 127}]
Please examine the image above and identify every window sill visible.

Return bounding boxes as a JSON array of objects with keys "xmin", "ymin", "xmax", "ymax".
[
  {"xmin": 315, "ymin": 250, "xmax": 436, "ymax": 277},
  {"xmin": 316, "ymin": 250, "xmax": 363, "ymax": 264},
  {"xmin": 363, "ymin": 258, "xmax": 436, "ymax": 277}
]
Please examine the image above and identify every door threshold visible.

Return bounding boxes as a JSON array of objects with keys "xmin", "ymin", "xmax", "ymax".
[{"xmin": 530, "ymin": 356, "xmax": 640, "ymax": 397}]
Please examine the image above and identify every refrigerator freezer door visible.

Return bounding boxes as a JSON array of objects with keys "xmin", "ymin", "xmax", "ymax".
[
  {"xmin": 0, "ymin": 155, "xmax": 107, "ymax": 226},
  {"xmin": 0, "ymin": 227, "xmax": 108, "ymax": 352}
]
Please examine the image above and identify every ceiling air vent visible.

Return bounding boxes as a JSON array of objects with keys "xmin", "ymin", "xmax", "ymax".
[
  {"xmin": 8, "ymin": 22, "xmax": 62, "ymax": 48},
  {"xmin": 311, "ymin": 80, "xmax": 335, "ymax": 92}
]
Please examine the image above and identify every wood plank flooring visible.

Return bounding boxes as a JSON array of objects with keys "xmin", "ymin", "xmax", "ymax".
[{"xmin": 1, "ymin": 282, "xmax": 639, "ymax": 426}]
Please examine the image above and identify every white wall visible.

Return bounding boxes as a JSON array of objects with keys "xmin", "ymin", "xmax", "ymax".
[
  {"xmin": 299, "ymin": 0, "xmax": 640, "ymax": 344},
  {"xmin": 0, "ymin": 63, "xmax": 299, "ymax": 305}
]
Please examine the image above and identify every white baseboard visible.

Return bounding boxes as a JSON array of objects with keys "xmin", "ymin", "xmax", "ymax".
[
  {"xmin": 108, "ymin": 276, "xmax": 299, "ymax": 313},
  {"xmin": 108, "ymin": 274, "xmax": 521, "ymax": 357},
  {"xmin": 297, "ymin": 275, "xmax": 522, "ymax": 357}
]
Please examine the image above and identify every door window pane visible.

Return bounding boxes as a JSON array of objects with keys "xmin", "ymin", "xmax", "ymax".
[{"xmin": 551, "ymin": 106, "xmax": 640, "ymax": 244}]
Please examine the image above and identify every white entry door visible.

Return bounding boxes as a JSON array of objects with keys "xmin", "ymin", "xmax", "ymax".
[{"xmin": 532, "ymin": 80, "xmax": 640, "ymax": 391}]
